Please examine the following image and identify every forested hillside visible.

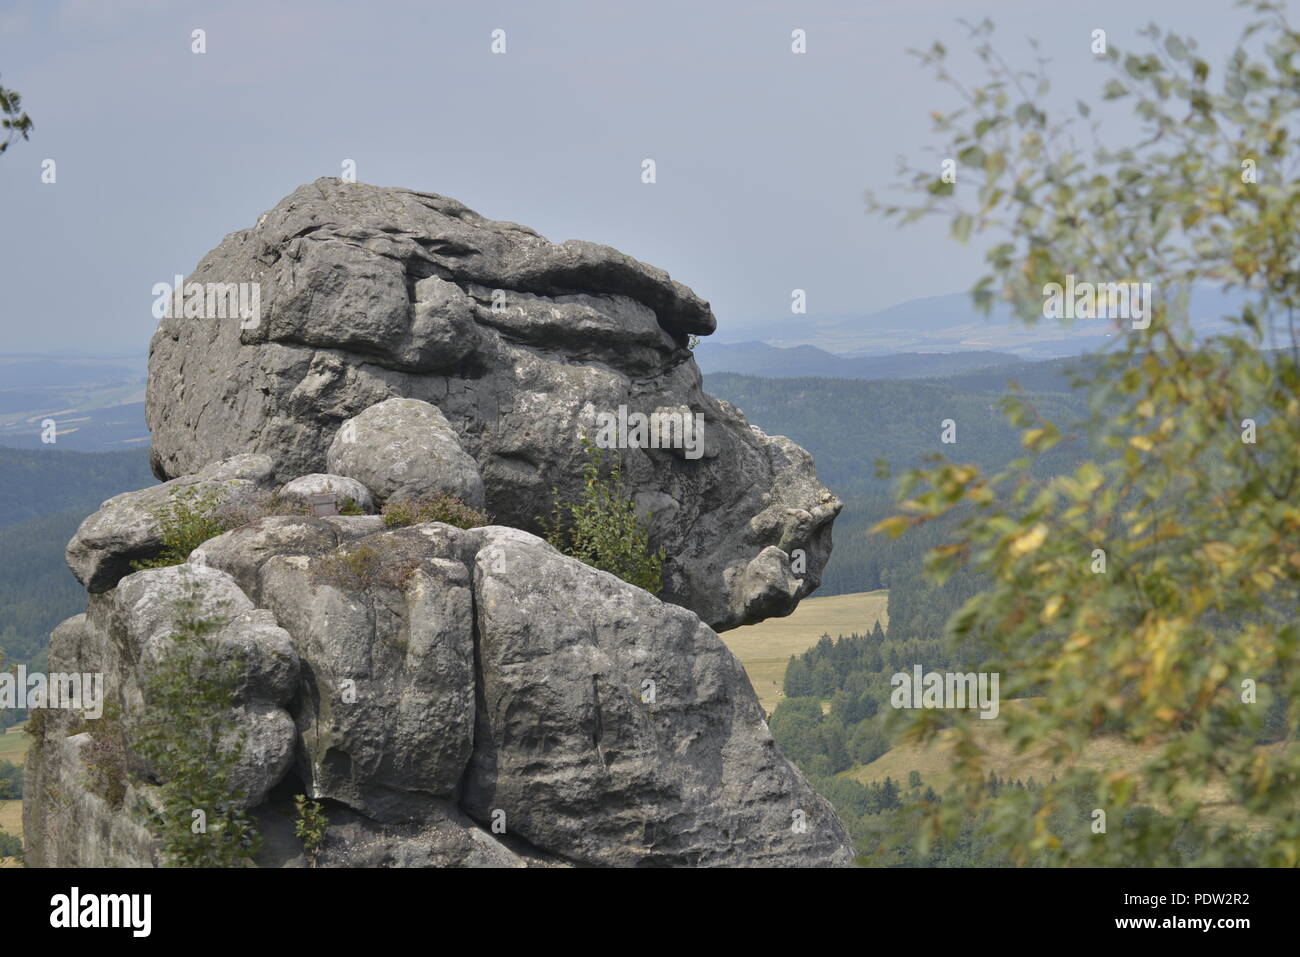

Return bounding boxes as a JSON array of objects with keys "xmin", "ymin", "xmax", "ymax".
[
  {"xmin": 0, "ymin": 447, "xmax": 156, "ymax": 729},
  {"xmin": 703, "ymin": 367, "xmax": 1091, "ymax": 602},
  {"xmin": 706, "ymin": 364, "xmax": 1102, "ymax": 863},
  {"xmin": 0, "ymin": 447, "xmax": 154, "ymax": 528},
  {"xmin": 709, "ymin": 355, "xmax": 1293, "ymax": 865}
]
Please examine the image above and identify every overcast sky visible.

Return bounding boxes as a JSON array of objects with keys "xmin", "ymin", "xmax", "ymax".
[{"xmin": 0, "ymin": 0, "xmax": 1272, "ymax": 355}]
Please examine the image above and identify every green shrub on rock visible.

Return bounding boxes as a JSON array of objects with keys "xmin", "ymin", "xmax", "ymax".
[
  {"xmin": 540, "ymin": 441, "xmax": 664, "ymax": 595},
  {"xmin": 381, "ymin": 494, "xmax": 491, "ymax": 529}
]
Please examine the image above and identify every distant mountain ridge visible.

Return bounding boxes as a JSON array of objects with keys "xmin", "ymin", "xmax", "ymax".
[
  {"xmin": 711, "ymin": 285, "xmax": 1246, "ymax": 359},
  {"xmin": 693, "ymin": 341, "xmax": 1022, "ymax": 379}
]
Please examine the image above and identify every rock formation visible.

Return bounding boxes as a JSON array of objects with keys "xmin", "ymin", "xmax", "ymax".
[
  {"xmin": 26, "ymin": 181, "xmax": 854, "ymax": 867},
  {"xmin": 144, "ymin": 179, "xmax": 839, "ymax": 631}
]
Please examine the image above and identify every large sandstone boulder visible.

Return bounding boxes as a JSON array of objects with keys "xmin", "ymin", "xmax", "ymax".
[
  {"xmin": 462, "ymin": 527, "xmax": 852, "ymax": 866},
  {"xmin": 325, "ymin": 397, "xmax": 486, "ymax": 507},
  {"xmin": 144, "ymin": 179, "xmax": 839, "ymax": 631},
  {"xmin": 27, "ymin": 516, "xmax": 854, "ymax": 868}
]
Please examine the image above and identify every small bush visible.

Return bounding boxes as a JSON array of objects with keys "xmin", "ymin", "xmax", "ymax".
[
  {"xmin": 314, "ymin": 543, "xmax": 418, "ymax": 591},
  {"xmin": 130, "ymin": 487, "xmax": 319, "ymax": 572},
  {"xmin": 293, "ymin": 794, "xmax": 328, "ymax": 867},
  {"xmin": 0, "ymin": 759, "xmax": 20, "ymax": 800},
  {"xmin": 77, "ymin": 701, "xmax": 127, "ymax": 808},
  {"xmin": 215, "ymin": 490, "xmax": 309, "ymax": 527},
  {"xmin": 0, "ymin": 829, "xmax": 22, "ymax": 861},
  {"xmin": 337, "ymin": 496, "xmax": 365, "ymax": 516},
  {"xmin": 381, "ymin": 494, "xmax": 491, "ymax": 529},
  {"xmin": 130, "ymin": 487, "xmax": 229, "ymax": 571},
  {"xmin": 539, "ymin": 440, "xmax": 664, "ymax": 595}
]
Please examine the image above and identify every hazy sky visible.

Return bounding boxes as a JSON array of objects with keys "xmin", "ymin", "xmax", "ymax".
[{"xmin": 0, "ymin": 0, "xmax": 1273, "ymax": 355}]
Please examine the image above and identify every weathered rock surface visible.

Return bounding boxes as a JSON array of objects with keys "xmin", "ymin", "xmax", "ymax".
[
  {"xmin": 27, "ymin": 517, "xmax": 854, "ymax": 868},
  {"xmin": 22, "ymin": 731, "xmax": 160, "ymax": 867},
  {"xmin": 108, "ymin": 564, "xmax": 298, "ymax": 808},
  {"xmin": 278, "ymin": 473, "xmax": 376, "ymax": 513},
  {"xmin": 462, "ymin": 527, "xmax": 853, "ymax": 866},
  {"xmin": 251, "ymin": 793, "xmax": 545, "ymax": 868},
  {"xmin": 325, "ymin": 397, "xmax": 486, "ymax": 507},
  {"xmin": 144, "ymin": 179, "xmax": 839, "ymax": 631},
  {"xmin": 66, "ymin": 454, "xmax": 277, "ymax": 593}
]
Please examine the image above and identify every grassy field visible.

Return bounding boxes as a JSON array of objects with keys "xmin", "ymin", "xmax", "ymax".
[
  {"xmin": 0, "ymin": 801, "xmax": 21, "ymax": 846},
  {"xmin": 722, "ymin": 590, "xmax": 888, "ymax": 714},
  {"xmin": 0, "ymin": 729, "xmax": 29, "ymax": 762},
  {"xmin": 0, "ymin": 728, "xmax": 28, "ymax": 866}
]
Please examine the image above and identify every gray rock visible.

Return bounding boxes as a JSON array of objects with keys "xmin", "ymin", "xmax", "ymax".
[
  {"xmin": 29, "ymin": 179, "xmax": 856, "ymax": 868},
  {"xmin": 221, "ymin": 702, "xmax": 297, "ymax": 808},
  {"xmin": 23, "ymin": 566, "xmax": 302, "ymax": 863},
  {"xmin": 24, "ymin": 615, "xmax": 127, "ymax": 868},
  {"xmin": 23, "ymin": 733, "xmax": 160, "ymax": 867},
  {"xmin": 278, "ymin": 473, "xmax": 376, "ymax": 514},
  {"xmin": 111, "ymin": 564, "xmax": 300, "ymax": 808},
  {"xmin": 115, "ymin": 564, "xmax": 299, "ymax": 707},
  {"xmin": 29, "ymin": 517, "xmax": 854, "ymax": 866},
  {"xmin": 251, "ymin": 793, "xmax": 546, "ymax": 868},
  {"xmin": 460, "ymin": 527, "xmax": 854, "ymax": 866},
  {"xmin": 144, "ymin": 179, "xmax": 839, "ymax": 630},
  {"xmin": 66, "ymin": 453, "xmax": 277, "ymax": 593},
  {"xmin": 325, "ymin": 398, "xmax": 486, "ymax": 508},
  {"xmin": 46, "ymin": 613, "xmax": 100, "ymax": 678},
  {"xmin": 257, "ymin": 525, "xmax": 478, "ymax": 822},
  {"xmin": 188, "ymin": 515, "xmax": 350, "ymax": 600},
  {"xmin": 736, "ymin": 545, "xmax": 803, "ymax": 624}
]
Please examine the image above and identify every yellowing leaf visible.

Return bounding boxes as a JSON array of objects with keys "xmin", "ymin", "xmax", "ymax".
[
  {"xmin": 1063, "ymin": 631, "xmax": 1091, "ymax": 652},
  {"xmin": 1203, "ymin": 541, "xmax": 1237, "ymax": 565},
  {"xmin": 1010, "ymin": 524, "xmax": 1049, "ymax": 556},
  {"xmin": 870, "ymin": 515, "xmax": 913, "ymax": 538}
]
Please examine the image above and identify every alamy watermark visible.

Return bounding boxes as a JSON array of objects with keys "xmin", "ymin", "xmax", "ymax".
[
  {"xmin": 1042, "ymin": 274, "xmax": 1152, "ymax": 330},
  {"xmin": 0, "ymin": 666, "xmax": 104, "ymax": 718},
  {"xmin": 593, "ymin": 404, "xmax": 705, "ymax": 460},
  {"xmin": 890, "ymin": 665, "xmax": 1000, "ymax": 719},
  {"xmin": 151, "ymin": 275, "xmax": 261, "ymax": 329},
  {"xmin": 50, "ymin": 887, "xmax": 150, "ymax": 937}
]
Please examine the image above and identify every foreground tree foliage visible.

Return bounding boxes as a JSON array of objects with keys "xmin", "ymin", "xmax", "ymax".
[
  {"xmin": 132, "ymin": 584, "xmax": 260, "ymax": 867},
  {"xmin": 868, "ymin": 1, "xmax": 1300, "ymax": 865},
  {"xmin": 0, "ymin": 75, "xmax": 32, "ymax": 156}
]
